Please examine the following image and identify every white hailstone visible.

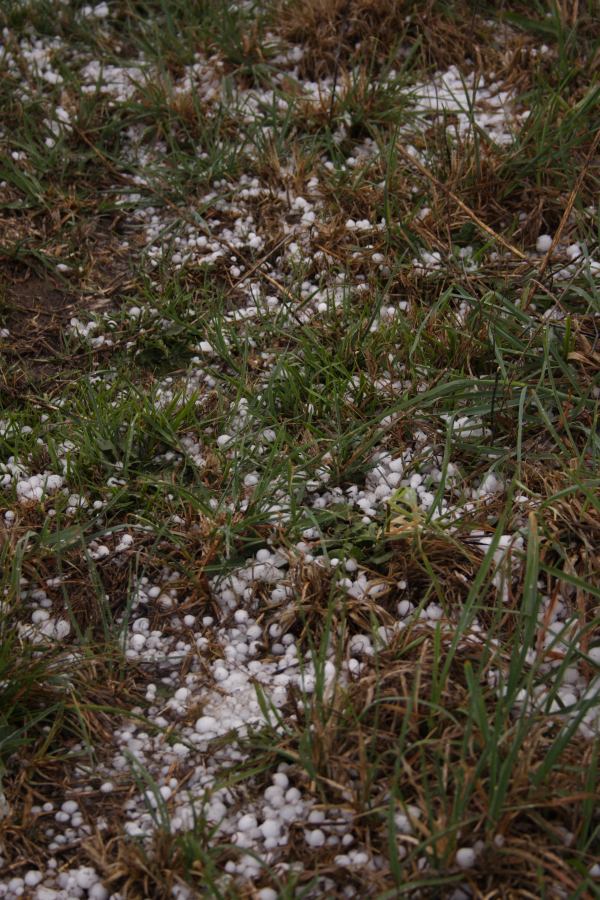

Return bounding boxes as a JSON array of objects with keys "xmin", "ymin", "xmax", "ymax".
[
  {"xmin": 32, "ymin": 609, "xmax": 50, "ymax": 624},
  {"xmin": 307, "ymin": 809, "xmax": 325, "ymax": 824},
  {"xmin": 562, "ymin": 667, "xmax": 579, "ymax": 685},
  {"xmin": 455, "ymin": 847, "xmax": 477, "ymax": 869},
  {"xmin": 130, "ymin": 633, "xmax": 146, "ymax": 652},
  {"xmin": 35, "ymin": 888, "xmax": 60, "ymax": 900},
  {"xmin": 238, "ymin": 813, "xmax": 258, "ymax": 832},
  {"xmin": 478, "ymin": 472, "xmax": 504, "ymax": 497},
  {"xmin": 24, "ymin": 870, "xmax": 43, "ymax": 887},
  {"xmin": 195, "ymin": 715, "xmax": 217, "ymax": 734},
  {"xmin": 306, "ymin": 828, "xmax": 326, "ymax": 847},
  {"xmin": 172, "ymin": 743, "xmax": 189, "ymax": 757},
  {"xmin": 256, "ymin": 548, "xmax": 273, "ymax": 563},
  {"xmin": 43, "ymin": 70, "xmax": 62, "ymax": 85},
  {"xmin": 257, "ymin": 891, "xmax": 278, "ymax": 900},
  {"xmin": 75, "ymin": 867, "xmax": 99, "ymax": 889},
  {"xmin": 217, "ymin": 434, "xmax": 232, "ymax": 448},
  {"xmin": 426, "ymin": 604, "xmax": 443, "ymax": 621},
  {"xmin": 559, "ymin": 691, "xmax": 576, "ymax": 707},
  {"xmin": 259, "ymin": 818, "xmax": 280, "ymax": 839},
  {"xmin": 285, "ymin": 787, "xmax": 301, "ymax": 803},
  {"xmin": 89, "ymin": 885, "xmax": 109, "ymax": 900},
  {"xmin": 54, "ymin": 619, "xmax": 70, "ymax": 639},
  {"xmin": 61, "ymin": 800, "xmax": 78, "ymax": 815},
  {"xmin": 536, "ymin": 234, "xmax": 553, "ymax": 253}
]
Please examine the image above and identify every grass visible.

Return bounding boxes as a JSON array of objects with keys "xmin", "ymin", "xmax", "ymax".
[{"xmin": 0, "ymin": 0, "xmax": 599, "ymax": 896}]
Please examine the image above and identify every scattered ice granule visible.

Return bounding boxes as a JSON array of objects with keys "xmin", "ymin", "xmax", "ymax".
[
  {"xmin": 455, "ymin": 847, "xmax": 477, "ymax": 869},
  {"xmin": 306, "ymin": 828, "xmax": 326, "ymax": 847},
  {"xmin": 42, "ymin": 69, "xmax": 62, "ymax": 85},
  {"xmin": 536, "ymin": 234, "xmax": 553, "ymax": 253},
  {"xmin": 67, "ymin": 493, "xmax": 89, "ymax": 512},
  {"xmin": 129, "ymin": 633, "xmax": 146, "ymax": 653},
  {"xmin": 15, "ymin": 473, "xmax": 64, "ymax": 505},
  {"xmin": 413, "ymin": 249, "xmax": 443, "ymax": 273},
  {"xmin": 91, "ymin": 1, "xmax": 109, "ymax": 16},
  {"xmin": 477, "ymin": 472, "xmax": 504, "ymax": 498},
  {"xmin": 260, "ymin": 818, "xmax": 281, "ymax": 839},
  {"xmin": 69, "ymin": 317, "xmax": 98, "ymax": 339},
  {"xmin": 411, "ymin": 65, "xmax": 524, "ymax": 145},
  {"xmin": 80, "ymin": 59, "xmax": 144, "ymax": 101},
  {"xmin": 74, "ymin": 866, "xmax": 99, "ymax": 889},
  {"xmin": 24, "ymin": 870, "xmax": 43, "ymax": 887},
  {"xmin": 115, "ymin": 533, "xmax": 134, "ymax": 553},
  {"xmin": 195, "ymin": 715, "xmax": 218, "ymax": 735}
]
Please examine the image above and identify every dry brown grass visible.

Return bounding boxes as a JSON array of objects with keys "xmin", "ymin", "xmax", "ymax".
[{"xmin": 276, "ymin": 0, "xmax": 497, "ymax": 79}]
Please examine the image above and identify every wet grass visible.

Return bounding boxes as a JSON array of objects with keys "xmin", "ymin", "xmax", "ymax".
[{"xmin": 0, "ymin": 0, "xmax": 599, "ymax": 896}]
